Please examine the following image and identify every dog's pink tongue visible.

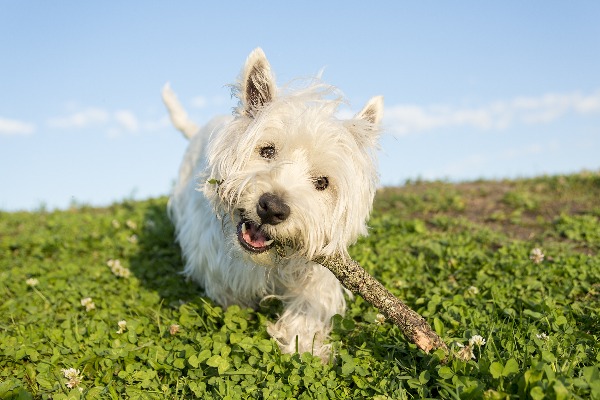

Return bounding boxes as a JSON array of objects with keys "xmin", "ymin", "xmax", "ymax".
[{"xmin": 243, "ymin": 223, "xmax": 268, "ymax": 248}]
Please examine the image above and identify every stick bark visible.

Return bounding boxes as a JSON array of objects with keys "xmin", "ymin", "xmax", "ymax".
[{"xmin": 314, "ymin": 255, "xmax": 448, "ymax": 355}]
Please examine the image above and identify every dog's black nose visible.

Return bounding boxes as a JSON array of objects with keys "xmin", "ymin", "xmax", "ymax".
[{"xmin": 257, "ymin": 193, "xmax": 290, "ymax": 225}]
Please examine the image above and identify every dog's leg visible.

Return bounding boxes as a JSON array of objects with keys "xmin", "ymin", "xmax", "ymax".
[{"xmin": 267, "ymin": 264, "xmax": 347, "ymax": 361}]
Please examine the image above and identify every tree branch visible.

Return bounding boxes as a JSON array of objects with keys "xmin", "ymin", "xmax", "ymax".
[{"xmin": 314, "ymin": 254, "xmax": 448, "ymax": 355}]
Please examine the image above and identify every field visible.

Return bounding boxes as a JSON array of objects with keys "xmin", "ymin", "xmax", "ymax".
[{"xmin": 1, "ymin": 173, "xmax": 599, "ymax": 399}]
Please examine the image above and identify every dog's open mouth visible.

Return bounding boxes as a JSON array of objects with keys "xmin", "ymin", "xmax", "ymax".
[{"xmin": 237, "ymin": 219, "xmax": 275, "ymax": 253}]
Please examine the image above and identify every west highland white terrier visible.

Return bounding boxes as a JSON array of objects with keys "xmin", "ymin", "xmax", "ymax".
[{"xmin": 163, "ymin": 48, "xmax": 383, "ymax": 360}]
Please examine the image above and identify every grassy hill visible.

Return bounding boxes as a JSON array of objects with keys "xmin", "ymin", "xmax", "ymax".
[{"xmin": 1, "ymin": 173, "xmax": 599, "ymax": 399}]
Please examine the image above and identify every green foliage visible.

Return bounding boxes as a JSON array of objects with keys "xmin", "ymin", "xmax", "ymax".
[
  {"xmin": 1, "ymin": 173, "xmax": 599, "ymax": 399},
  {"xmin": 556, "ymin": 214, "xmax": 600, "ymax": 247}
]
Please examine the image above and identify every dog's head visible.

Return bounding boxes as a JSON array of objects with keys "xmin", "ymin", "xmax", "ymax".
[{"xmin": 203, "ymin": 48, "xmax": 383, "ymax": 263}]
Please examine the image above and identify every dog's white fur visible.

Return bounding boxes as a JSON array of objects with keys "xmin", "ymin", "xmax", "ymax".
[{"xmin": 164, "ymin": 48, "xmax": 383, "ymax": 360}]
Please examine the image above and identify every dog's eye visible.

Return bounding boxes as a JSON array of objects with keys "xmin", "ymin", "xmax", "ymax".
[
  {"xmin": 259, "ymin": 145, "xmax": 276, "ymax": 159},
  {"xmin": 313, "ymin": 176, "xmax": 329, "ymax": 191}
]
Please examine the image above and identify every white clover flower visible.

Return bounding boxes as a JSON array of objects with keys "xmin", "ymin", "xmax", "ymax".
[
  {"xmin": 111, "ymin": 219, "xmax": 121, "ymax": 229},
  {"xmin": 107, "ymin": 259, "xmax": 131, "ymax": 278},
  {"xmin": 169, "ymin": 324, "xmax": 181, "ymax": 335},
  {"xmin": 128, "ymin": 234, "xmax": 138, "ymax": 244},
  {"xmin": 536, "ymin": 332, "xmax": 549, "ymax": 340},
  {"xmin": 61, "ymin": 368, "xmax": 82, "ymax": 388},
  {"xmin": 26, "ymin": 278, "xmax": 39, "ymax": 287},
  {"xmin": 469, "ymin": 335, "xmax": 486, "ymax": 347},
  {"xmin": 530, "ymin": 248, "xmax": 544, "ymax": 264},
  {"xmin": 455, "ymin": 342, "xmax": 476, "ymax": 361},
  {"xmin": 394, "ymin": 279, "xmax": 406, "ymax": 288},
  {"xmin": 62, "ymin": 367, "xmax": 80, "ymax": 379},
  {"xmin": 467, "ymin": 286, "xmax": 480, "ymax": 295},
  {"xmin": 126, "ymin": 220, "xmax": 137, "ymax": 230},
  {"xmin": 80, "ymin": 297, "xmax": 95, "ymax": 312},
  {"xmin": 116, "ymin": 320, "xmax": 127, "ymax": 334},
  {"xmin": 374, "ymin": 314, "xmax": 386, "ymax": 325},
  {"xmin": 145, "ymin": 219, "xmax": 156, "ymax": 230}
]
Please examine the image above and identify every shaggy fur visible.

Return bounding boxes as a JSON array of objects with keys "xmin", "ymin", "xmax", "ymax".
[{"xmin": 163, "ymin": 48, "xmax": 383, "ymax": 360}]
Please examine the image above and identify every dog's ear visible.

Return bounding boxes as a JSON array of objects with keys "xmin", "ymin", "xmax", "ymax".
[
  {"xmin": 349, "ymin": 96, "xmax": 384, "ymax": 147},
  {"xmin": 240, "ymin": 48, "xmax": 276, "ymax": 116},
  {"xmin": 356, "ymin": 96, "xmax": 384, "ymax": 125}
]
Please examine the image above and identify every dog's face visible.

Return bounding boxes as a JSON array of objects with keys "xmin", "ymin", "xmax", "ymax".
[{"xmin": 202, "ymin": 49, "xmax": 383, "ymax": 264}]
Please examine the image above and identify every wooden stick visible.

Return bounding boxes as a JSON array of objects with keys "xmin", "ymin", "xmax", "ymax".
[{"xmin": 314, "ymin": 254, "xmax": 448, "ymax": 355}]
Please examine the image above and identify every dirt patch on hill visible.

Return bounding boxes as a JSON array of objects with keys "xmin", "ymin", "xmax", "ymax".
[{"xmin": 375, "ymin": 173, "xmax": 600, "ymax": 253}]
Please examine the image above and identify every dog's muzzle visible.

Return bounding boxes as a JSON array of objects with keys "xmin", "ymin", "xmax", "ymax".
[
  {"xmin": 237, "ymin": 219, "xmax": 275, "ymax": 253},
  {"xmin": 236, "ymin": 193, "xmax": 290, "ymax": 254}
]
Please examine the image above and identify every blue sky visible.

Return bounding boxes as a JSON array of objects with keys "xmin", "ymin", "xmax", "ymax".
[{"xmin": 1, "ymin": 2, "xmax": 599, "ymax": 211}]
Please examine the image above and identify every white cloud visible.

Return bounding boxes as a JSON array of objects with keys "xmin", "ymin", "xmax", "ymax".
[
  {"xmin": 573, "ymin": 92, "xmax": 600, "ymax": 114},
  {"xmin": 0, "ymin": 117, "xmax": 36, "ymax": 136},
  {"xmin": 190, "ymin": 94, "xmax": 228, "ymax": 109},
  {"xmin": 46, "ymin": 107, "xmax": 146, "ymax": 137},
  {"xmin": 114, "ymin": 110, "xmax": 139, "ymax": 132},
  {"xmin": 386, "ymin": 89, "xmax": 600, "ymax": 136},
  {"xmin": 385, "ymin": 104, "xmax": 496, "ymax": 135},
  {"xmin": 500, "ymin": 143, "xmax": 544, "ymax": 160},
  {"xmin": 190, "ymin": 96, "xmax": 207, "ymax": 109},
  {"xmin": 142, "ymin": 115, "xmax": 171, "ymax": 132},
  {"xmin": 47, "ymin": 107, "xmax": 110, "ymax": 129},
  {"xmin": 425, "ymin": 141, "xmax": 561, "ymax": 180},
  {"xmin": 426, "ymin": 153, "xmax": 487, "ymax": 179}
]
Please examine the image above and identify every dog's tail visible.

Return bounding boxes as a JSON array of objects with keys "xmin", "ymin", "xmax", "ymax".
[{"xmin": 162, "ymin": 82, "xmax": 199, "ymax": 140}]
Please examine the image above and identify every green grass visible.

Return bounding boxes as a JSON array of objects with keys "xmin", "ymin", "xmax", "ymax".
[{"xmin": 1, "ymin": 173, "xmax": 599, "ymax": 399}]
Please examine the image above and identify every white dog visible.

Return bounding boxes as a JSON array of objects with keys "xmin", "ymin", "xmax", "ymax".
[{"xmin": 163, "ymin": 48, "xmax": 383, "ymax": 360}]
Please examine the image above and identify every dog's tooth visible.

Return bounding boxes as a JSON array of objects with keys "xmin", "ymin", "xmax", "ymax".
[
  {"xmin": 241, "ymin": 222, "xmax": 247, "ymax": 235},
  {"xmin": 264, "ymin": 239, "xmax": 274, "ymax": 246}
]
